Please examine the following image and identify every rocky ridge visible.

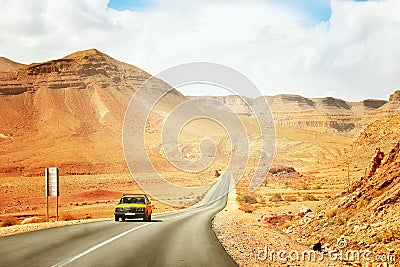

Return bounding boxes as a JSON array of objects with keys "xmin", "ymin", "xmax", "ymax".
[
  {"xmin": 205, "ymin": 92, "xmax": 400, "ymax": 134},
  {"xmin": 291, "ymin": 113, "xmax": 400, "ymax": 256}
]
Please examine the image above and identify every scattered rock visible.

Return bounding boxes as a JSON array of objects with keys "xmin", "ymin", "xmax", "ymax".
[
  {"xmin": 312, "ymin": 242, "xmax": 322, "ymax": 251},
  {"xmin": 298, "ymin": 205, "xmax": 312, "ymax": 216}
]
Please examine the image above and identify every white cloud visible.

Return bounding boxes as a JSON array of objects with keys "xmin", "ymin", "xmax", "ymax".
[{"xmin": 0, "ymin": 0, "xmax": 399, "ymax": 101}]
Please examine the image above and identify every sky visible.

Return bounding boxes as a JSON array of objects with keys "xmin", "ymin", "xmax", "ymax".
[{"xmin": 0, "ymin": 0, "xmax": 399, "ymax": 101}]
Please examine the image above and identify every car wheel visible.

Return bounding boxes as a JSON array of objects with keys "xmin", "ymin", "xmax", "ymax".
[{"xmin": 115, "ymin": 215, "xmax": 119, "ymax": 222}]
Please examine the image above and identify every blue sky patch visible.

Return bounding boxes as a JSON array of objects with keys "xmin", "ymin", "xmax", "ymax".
[
  {"xmin": 107, "ymin": 0, "xmax": 152, "ymax": 11},
  {"xmin": 107, "ymin": 0, "xmax": 370, "ymax": 24},
  {"xmin": 270, "ymin": 0, "xmax": 332, "ymax": 24}
]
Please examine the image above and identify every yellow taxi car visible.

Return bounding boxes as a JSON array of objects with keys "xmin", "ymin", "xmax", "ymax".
[{"xmin": 114, "ymin": 194, "xmax": 152, "ymax": 222}]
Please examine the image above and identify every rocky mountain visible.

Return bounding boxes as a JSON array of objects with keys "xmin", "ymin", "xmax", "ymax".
[
  {"xmin": 352, "ymin": 108, "xmax": 400, "ymax": 163},
  {"xmin": 0, "ymin": 49, "xmax": 186, "ymax": 176},
  {"xmin": 205, "ymin": 91, "xmax": 400, "ymax": 134}
]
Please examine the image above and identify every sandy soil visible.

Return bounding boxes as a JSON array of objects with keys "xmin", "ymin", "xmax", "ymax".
[
  {"xmin": 0, "ymin": 173, "xmax": 174, "ymax": 232},
  {"xmin": 212, "ymin": 185, "xmax": 330, "ymax": 267},
  {"xmin": 212, "ymin": 184, "xmax": 395, "ymax": 267}
]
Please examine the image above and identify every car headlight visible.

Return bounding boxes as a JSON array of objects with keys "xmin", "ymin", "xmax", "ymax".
[
  {"xmin": 115, "ymin": 208, "xmax": 123, "ymax": 212},
  {"xmin": 137, "ymin": 208, "xmax": 144, "ymax": 212}
]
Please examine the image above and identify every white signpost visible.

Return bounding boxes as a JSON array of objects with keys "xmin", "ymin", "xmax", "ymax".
[{"xmin": 46, "ymin": 167, "xmax": 59, "ymax": 221}]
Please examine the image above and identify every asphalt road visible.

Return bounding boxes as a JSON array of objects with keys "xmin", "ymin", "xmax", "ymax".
[{"xmin": 0, "ymin": 174, "xmax": 237, "ymax": 267}]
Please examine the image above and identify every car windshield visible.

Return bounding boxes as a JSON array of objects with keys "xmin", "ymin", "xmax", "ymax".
[{"xmin": 121, "ymin": 197, "xmax": 145, "ymax": 204}]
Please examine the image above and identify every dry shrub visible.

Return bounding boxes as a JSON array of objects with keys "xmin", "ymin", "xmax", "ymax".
[
  {"xmin": 21, "ymin": 217, "xmax": 43, "ymax": 225},
  {"xmin": 270, "ymin": 193, "xmax": 283, "ymax": 202},
  {"xmin": 59, "ymin": 212, "xmax": 75, "ymax": 221},
  {"xmin": 237, "ymin": 194, "xmax": 258, "ymax": 204},
  {"xmin": 0, "ymin": 216, "xmax": 18, "ymax": 227},
  {"xmin": 382, "ymin": 229, "xmax": 400, "ymax": 243},
  {"xmin": 301, "ymin": 183, "xmax": 310, "ymax": 190},
  {"xmin": 374, "ymin": 235, "xmax": 383, "ymax": 243},
  {"xmin": 284, "ymin": 195, "xmax": 298, "ymax": 202},
  {"xmin": 357, "ymin": 199, "xmax": 369, "ymax": 210},
  {"xmin": 239, "ymin": 203, "xmax": 258, "ymax": 213},
  {"xmin": 303, "ymin": 194, "xmax": 319, "ymax": 201},
  {"xmin": 326, "ymin": 207, "xmax": 338, "ymax": 218},
  {"xmin": 336, "ymin": 216, "xmax": 346, "ymax": 226},
  {"xmin": 313, "ymin": 185, "xmax": 322, "ymax": 190},
  {"xmin": 281, "ymin": 221, "xmax": 292, "ymax": 229}
]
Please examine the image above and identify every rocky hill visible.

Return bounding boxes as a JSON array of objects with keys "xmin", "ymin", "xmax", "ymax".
[
  {"xmin": 0, "ymin": 57, "xmax": 25, "ymax": 72},
  {"xmin": 352, "ymin": 108, "xmax": 400, "ymax": 164},
  {"xmin": 0, "ymin": 49, "xmax": 186, "ymax": 176},
  {"xmin": 293, "ymin": 112, "xmax": 400, "ymax": 255},
  {"xmin": 206, "ymin": 92, "xmax": 400, "ymax": 135}
]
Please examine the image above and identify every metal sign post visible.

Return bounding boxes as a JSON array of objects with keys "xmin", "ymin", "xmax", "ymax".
[{"xmin": 46, "ymin": 167, "xmax": 59, "ymax": 221}]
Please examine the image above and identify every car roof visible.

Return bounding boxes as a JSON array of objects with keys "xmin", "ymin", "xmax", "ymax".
[{"xmin": 121, "ymin": 194, "xmax": 147, "ymax": 197}]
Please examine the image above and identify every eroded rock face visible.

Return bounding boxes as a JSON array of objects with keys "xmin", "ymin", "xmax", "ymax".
[
  {"xmin": 209, "ymin": 93, "xmax": 398, "ymax": 134},
  {"xmin": 389, "ymin": 90, "xmax": 400, "ymax": 102},
  {"xmin": 363, "ymin": 99, "xmax": 387, "ymax": 109}
]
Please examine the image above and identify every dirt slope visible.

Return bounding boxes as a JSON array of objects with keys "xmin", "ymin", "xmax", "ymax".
[{"xmin": 0, "ymin": 57, "xmax": 25, "ymax": 72}]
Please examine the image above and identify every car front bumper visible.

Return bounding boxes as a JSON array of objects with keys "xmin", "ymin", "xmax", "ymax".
[{"xmin": 114, "ymin": 211, "xmax": 146, "ymax": 218}]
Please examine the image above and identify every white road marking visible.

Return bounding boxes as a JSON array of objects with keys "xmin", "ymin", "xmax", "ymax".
[
  {"xmin": 51, "ymin": 223, "xmax": 151, "ymax": 267},
  {"xmin": 51, "ymin": 208, "xmax": 209, "ymax": 267},
  {"xmin": 50, "ymin": 176, "xmax": 230, "ymax": 267}
]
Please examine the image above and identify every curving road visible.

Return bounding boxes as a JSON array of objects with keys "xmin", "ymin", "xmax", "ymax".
[{"xmin": 0, "ymin": 175, "xmax": 237, "ymax": 267}]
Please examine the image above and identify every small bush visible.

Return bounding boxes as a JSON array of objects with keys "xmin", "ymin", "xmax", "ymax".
[
  {"xmin": 59, "ymin": 212, "xmax": 75, "ymax": 221},
  {"xmin": 382, "ymin": 229, "xmax": 400, "ymax": 243},
  {"xmin": 238, "ymin": 194, "xmax": 258, "ymax": 204},
  {"xmin": 326, "ymin": 207, "xmax": 338, "ymax": 218},
  {"xmin": 336, "ymin": 217, "xmax": 345, "ymax": 225},
  {"xmin": 270, "ymin": 193, "xmax": 283, "ymax": 202},
  {"xmin": 0, "ymin": 217, "xmax": 18, "ymax": 227},
  {"xmin": 327, "ymin": 220, "xmax": 335, "ymax": 226},
  {"xmin": 357, "ymin": 199, "xmax": 369, "ymax": 210},
  {"xmin": 284, "ymin": 181, "xmax": 292, "ymax": 188},
  {"xmin": 281, "ymin": 221, "xmax": 292, "ymax": 229},
  {"xmin": 374, "ymin": 235, "xmax": 383, "ymax": 243},
  {"xmin": 239, "ymin": 203, "xmax": 258, "ymax": 213},
  {"xmin": 284, "ymin": 195, "xmax": 298, "ymax": 202},
  {"xmin": 303, "ymin": 194, "xmax": 318, "ymax": 201},
  {"xmin": 301, "ymin": 184, "xmax": 310, "ymax": 190}
]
